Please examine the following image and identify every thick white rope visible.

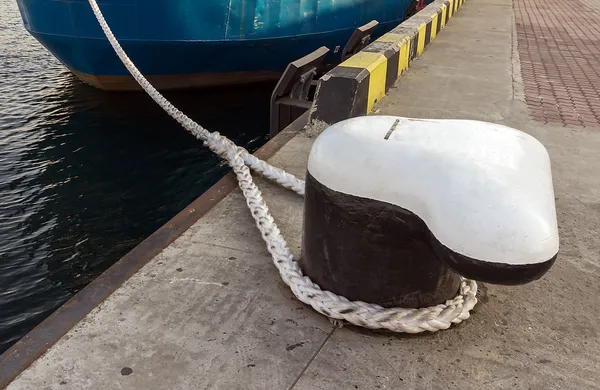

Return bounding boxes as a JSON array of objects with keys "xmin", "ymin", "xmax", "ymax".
[{"xmin": 88, "ymin": 0, "xmax": 477, "ymax": 333}]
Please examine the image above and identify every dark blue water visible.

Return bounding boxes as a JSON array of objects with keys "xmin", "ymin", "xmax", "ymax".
[{"xmin": 0, "ymin": 0, "xmax": 272, "ymax": 353}]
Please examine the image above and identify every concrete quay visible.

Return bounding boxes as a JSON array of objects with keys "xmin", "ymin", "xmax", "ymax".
[{"xmin": 3, "ymin": 0, "xmax": 600, "ymax": 388}]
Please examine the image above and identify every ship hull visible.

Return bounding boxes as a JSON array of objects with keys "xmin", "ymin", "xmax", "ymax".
[{"xmin": 17, "ymin": 0, "xmax": 413, "ymax": 90}]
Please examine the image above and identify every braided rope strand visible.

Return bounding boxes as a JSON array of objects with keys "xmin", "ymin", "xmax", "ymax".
[{"xmin": 87, "ymin": 0, "xmax": 477, "ymax": 333}]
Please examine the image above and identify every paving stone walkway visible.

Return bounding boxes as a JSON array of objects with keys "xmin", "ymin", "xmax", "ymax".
[{"xmin": 514, "ymin": 0, "xmax": 600, "ymax": 128}]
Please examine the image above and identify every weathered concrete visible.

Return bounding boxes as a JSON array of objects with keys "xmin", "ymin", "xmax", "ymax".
[
  {"xmin": 6, "ymin": 134, "xmax": 326, "ymax": 390},
  {"xmin": 7, "ymin": 0, "xmax": 600, "ymax": 388}
]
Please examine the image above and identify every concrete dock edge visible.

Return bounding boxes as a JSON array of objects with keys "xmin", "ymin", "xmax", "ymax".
[
  {"xmin": 0, "ymin": 113, "xmax": 309, "ymax": 389},
  {"xmin": 310, "ymin": 0, "xmax": 466, "ymax": 124}
]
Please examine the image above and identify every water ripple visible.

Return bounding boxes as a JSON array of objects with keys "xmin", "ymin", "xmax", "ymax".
[{"xmin": 0, "ymin": 0, "xmax": 271, "ymax": 353}]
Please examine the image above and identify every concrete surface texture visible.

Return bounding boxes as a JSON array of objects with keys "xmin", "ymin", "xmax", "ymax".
[{"xmin": 7, "ymin": 0, "xmax": 600, "ymax": 388}]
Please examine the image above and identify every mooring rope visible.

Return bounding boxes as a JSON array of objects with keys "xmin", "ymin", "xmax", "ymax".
[{"xmin": 88, "ymin": 0, "xmax": 477, "ymax": 333}]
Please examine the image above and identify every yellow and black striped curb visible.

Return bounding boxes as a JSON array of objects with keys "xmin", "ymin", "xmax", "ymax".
[{"xmin": 310, "ymin": 0, "xmax": 466, "ymax": 124}]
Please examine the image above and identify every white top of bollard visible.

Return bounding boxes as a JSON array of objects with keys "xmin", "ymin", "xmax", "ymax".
[{"xmin": 307, "ymin": 116, "xmax": 559, "ymax": 266}]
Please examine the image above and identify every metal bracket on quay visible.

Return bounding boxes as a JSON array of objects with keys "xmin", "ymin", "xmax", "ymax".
[{"xmin": 270, "ymin": 20, "xmax": 380, "ymax": 137}]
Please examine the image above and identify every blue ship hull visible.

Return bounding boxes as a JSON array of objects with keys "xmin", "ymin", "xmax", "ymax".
[{"xmin": 16, "ymin": 0, "xmax": 413, "ymax": 90}]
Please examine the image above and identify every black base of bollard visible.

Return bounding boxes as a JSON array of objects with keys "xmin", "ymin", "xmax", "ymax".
[{"xmin": 300, "ymin": 173, "xmax": 462, "ymax": 308}]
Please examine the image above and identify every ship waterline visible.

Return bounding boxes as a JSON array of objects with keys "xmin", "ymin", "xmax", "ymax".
[
  {"xmin": 71, "ymin": 69, "xmax": 282, "ymax": 91},
  {"xmin": 16, "ymin": 0, "xmax": 413, "ymax": 90}
]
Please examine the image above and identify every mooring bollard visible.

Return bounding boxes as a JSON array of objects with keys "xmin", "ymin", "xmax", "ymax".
[{"xmin": 301, "ymin": 116, "xmax": 559, "ymax": 308}]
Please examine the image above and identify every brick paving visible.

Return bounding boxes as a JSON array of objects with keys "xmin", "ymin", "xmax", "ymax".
[{"xmin": 514, "ymin": 0, "xmax": 600, "ymax": 128}]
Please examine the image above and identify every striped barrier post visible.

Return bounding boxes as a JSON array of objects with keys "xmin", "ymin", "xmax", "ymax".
[{"xmin": 311, "ymin": 0, "xmax": 467, "ymax": 124}]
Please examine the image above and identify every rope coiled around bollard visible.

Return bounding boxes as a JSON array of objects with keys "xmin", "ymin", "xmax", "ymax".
[{"xmin": 87, "ymin": 0, "xmax": 478, "ymax": 333}]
